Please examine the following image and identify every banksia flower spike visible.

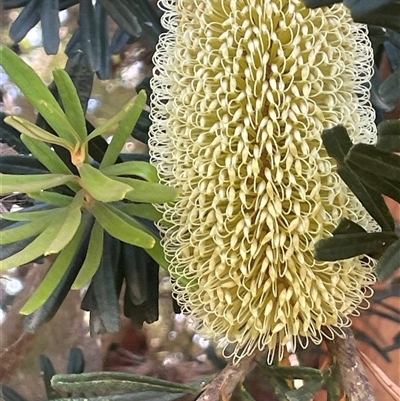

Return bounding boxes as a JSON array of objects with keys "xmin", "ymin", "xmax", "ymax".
[{"xmin": 150, "ymin": 0, "xmax": 377, "ymax": 363}]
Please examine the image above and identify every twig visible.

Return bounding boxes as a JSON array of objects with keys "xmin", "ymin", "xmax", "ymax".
[
  {"xmin": 358, "ymin": 350, "xmax": 400, "ymax": 401},
  {"xmin": 325, "ymin": 327, "xmax": 375, "ymax": 401},
  {"xmin": 197, "ymin": 351, "xmax": 262, "ymax": 401}
]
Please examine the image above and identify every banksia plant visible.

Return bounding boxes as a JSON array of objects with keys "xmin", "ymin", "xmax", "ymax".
[
  {"xmin": 149, "ymin": 0, "xmax": 379, "ymax": 363},
  {"xmin": 0, "ymin": 45, "xmax": 178, "ymax": 319}
]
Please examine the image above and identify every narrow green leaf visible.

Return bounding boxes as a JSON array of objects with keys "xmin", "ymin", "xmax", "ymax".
[
  {"xmin": 51, "ymin": 371, "xmax": 198, "ymax": 394},
  {"xmin": 0, "ymin": 44, "xmax": 63, "ymax": 118},
  {"xmin": 0, "ymin": 46, "xmax": 80, "ymax": 145},
  {"xmin": 1, "ymin": 173, "xmax": 77, "ymax": 195},
  {"xmin": 4, "ymin": 116, "xmax": 74, "ymax": 150},
  {"xmin": 346, "ymin": 144, "xmax": 400, "ymax": 181},
  {"xmin": 53, "ymin": 69, "xmax": 87, "ymax": 141},
  {"xmin": 119, "ymin": 203, "xmax": 163, "ymax": 222},
  {"xmin": 315, "ymin": 232, "xmax": 398, "ymax": 261},
  {"xmin": 44, "ymin": 191, "xmax": 84, "ymax": 255},
  {"xmin": 85, "ymin": 96, "xmax": 142, "ymax": 142},
  {"xmin": 29, "ymin": 191, "xmax": 74, "ymax": 207},
  {"xmin": 19, "ymin": 216, "xmax": 90, "ymax": 314},
  {"xmin": 0, "ymin": 206, "xmax": 84, "ymax": 270},
  {"xmin": 71, "ymin": 221, "xmax": 104, "ymax": 289},
  {"xmin": 1, "ymin": 208, "xmax": 58, "ymax": 222},
  {"xmin": 375, "ymin": 238, "xmax": 400, "ymax": 281},
  {"xmin": 1, "ymin": 213, "xmax": 57, "ymax": 244},
  {"xmin": 20, "ymin": 134, "xmax": 73, "ymax": 175},
  {"xmin": 78, "ymin": 163, "xmax": 133, "ymax": 202},
  {"xmin": 109, "ymin": 205, "xmax": 168, "ymax": 269},
  {"xmin": 20, "ymin": 134, "xmax": 81, "ymax": 193},
  {"xmin": 90, "ymin": 202, "xmax": 155, "ymax": 249},
  {"xmin": 101, "ymin": 161, "xmax": 159, "ymax": 183},
  {"xmin": 100, "ymin": 91, "xmax": 147, "ymax": 168},
  {"xmin": 116, "ymin": 177, "xmax": 179, "ymax": 203}
]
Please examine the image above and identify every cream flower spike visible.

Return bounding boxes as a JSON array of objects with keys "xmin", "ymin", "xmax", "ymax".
[{"xmin": 149, "ymin": 0, "xmax": 377, "ymax": 363}]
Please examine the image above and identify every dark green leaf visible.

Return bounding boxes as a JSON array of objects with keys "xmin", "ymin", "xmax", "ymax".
[
  {"xmin": 332, "ymin": 218, "xmax": 367, "ymax": 236},
  {"xmin": 97, "ymin": 0, "xmax": 142, "ymax": 38},
  {"xmin": 40, "ymin": 354, "xmax": 58, "ymax": 399},
  {"xmin": 315, "ymin": 232, "xmax": 398, "ymax": 261},
  {"xmin": 346, "ymin": 143, "xmax": 400, "ymax": 181},
  {"xmin": 379, "ymin": 68, "xmax": 400, "ymax": 110},
  {"xmin": 51, "ymin": 371, "xmax": 199, "ymax": 394},
  {"xmin": 347, "ymin": 163, "xmax": 400, "ymax": 204},
  {"xmin": 346, "ymin": 0, "xmax": 400, "ymax": 33},
  {"xmin": 81, "ymin": 233, "xmax": 122, "ymax": 333},
  {"xmin": 79, "ymin": 0, "xmax": 101, "ymax": 71},
  {"xmin": 375, "ymin": 237, "xmax": 400, "ymax": 280},
  {"xmin": 95, "ymin": 2, "xmax": 111, "ymax": 79},
  {"xmin": 67, "ymin": 348, "xmax": 85, "ymax": 374},
  {"xmin": 376, "ymin": 119, "xmax": 400, "ymax": 153},
  {"xmin": 0, "ymin": 384, "xmax": 30, "ymax": 401},
  {"xmin": 322, "ymin": 125, "xmax": 395, "ymax": 232},
  {"xmin": 303, "ymin": 0, "xmax": 341, "ymax": 7},
  {"xmin": 321, "ymin": 125, "xmax": 353, "ymax": 164},
  {"xmin": 0, "ymin": 154, "xmax": 47, "ymax": 175},
  {"xmin": 9, "ymin": 0, "xmax": 41, "ymax": 42},
  {"xmin": 41, "ymin": 0, "xmax": 60, "ymax": 54}
]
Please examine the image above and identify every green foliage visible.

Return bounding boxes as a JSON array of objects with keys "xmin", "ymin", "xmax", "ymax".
[
  {"xmin": 316, "ymin": 124, "xmax": 400, "ymax": 281},
  {"xmin": 0, "ymin": 45, "xmax": 177, "ymax": 319}
]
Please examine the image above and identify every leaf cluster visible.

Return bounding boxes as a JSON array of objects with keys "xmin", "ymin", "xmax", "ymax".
[
  {"xmin": 315, "ymin": 124, "xmax": 400, "ymax": 281},
  {"xmin": 2, "ymin": 0, "xmax": 164, "ymax": 78},
  {"xmin": 0, "ymin": 45, "xmax": 178, "ymax": 331}
]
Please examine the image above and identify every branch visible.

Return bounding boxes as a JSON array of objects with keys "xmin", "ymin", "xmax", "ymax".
[
  {"xmin": 197, "ymin": 351, "xmax": 262, "ymax": 401},
  {"xmin": 325, "ymin": 327, "xmax": 375, "ymax": 401}
]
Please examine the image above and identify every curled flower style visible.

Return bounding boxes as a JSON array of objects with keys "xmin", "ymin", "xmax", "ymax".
[{"xmin": 149, "ymin": 0, "xmax": 377, "ymax": 363}]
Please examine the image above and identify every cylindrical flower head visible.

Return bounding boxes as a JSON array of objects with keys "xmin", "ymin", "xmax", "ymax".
[{"xmin": 150, "ymin": 0, "xmax": 377, "ymax": 363}]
